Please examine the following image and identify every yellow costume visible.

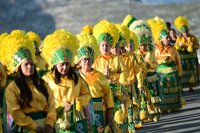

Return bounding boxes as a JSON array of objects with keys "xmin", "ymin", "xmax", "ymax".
[
  {"xmin": 41, "ymin": 29, "xmax": 91, "ymax": 132},
  {"xmin": 43, "ymin": 71, "xmax": 90, "ymax": 108},
  {"xmin": 0, "ymin": 30, "xmax": 56, "ymax": 132},
  {"xmin": 5, "ymin": 81, "xmax": 56, "ymax": 130}
]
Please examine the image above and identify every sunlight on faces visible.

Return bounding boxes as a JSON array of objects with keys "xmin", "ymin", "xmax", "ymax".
[
  {"xmin": 80, "ymin": 57, "xmax": 93, "ymax": 70},
  {"xmin": 161, "ymin": 36, "xmax": 170, "ymax": 46},
  {"xmin": 111, "ymin": 45, "xmax": 120, "ymax": 55},
  {"xmin": 20, "ymin": 58, "xmax": 35, "ymax": 76},
  {"xmin": 100, "ymin": 41, "xmax": 111, "ymax": 56},
  {"xmin": 56, "ymin": 61, "xmax": 70, "ymax": 75}
]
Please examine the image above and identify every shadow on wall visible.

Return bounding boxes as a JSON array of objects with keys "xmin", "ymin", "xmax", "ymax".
[{"xmin": 0, "ymin": 0, "xmax": 55, "ymax": 39}]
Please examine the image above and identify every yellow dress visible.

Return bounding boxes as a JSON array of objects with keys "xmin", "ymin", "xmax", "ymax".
[
  {"xmin": 43, "ymin": 71, "xmax": 91, "ymax": 108},
  {"xmin": 92, "ymin": 54, "xmax": 128, "ymax": 85},
  {"xmin": 80, "ymin": 69, "xmax": 114, "ymax": 132},
  {"xmin": 5, "ymin": 80, "xmax": 56, "ymax": 130},
  {"xmin": 174, "ymin": 34, "xmax": 199, "ymax": 52},
  {"xmin": 80, "ymin": 69, "xmax": 114, "ymax": 109},
  {"xmin": 155, "ymin": 44, "xmax": 183, "ymax": 111},
  {"xmin": 174, "ymin": 34, "xmax": 199, "ymax": 87}
]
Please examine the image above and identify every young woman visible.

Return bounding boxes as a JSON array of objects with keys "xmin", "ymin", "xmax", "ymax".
[
  {"xmin": 76, "ymin": 32, "xmax": 120, "ymax": 133},
  {"xmin": 155, "ymin": 29, "xmax": 183, "ymax": 113},
  {"xmin": 41, "ymin": 30, "xmax": 91, "ymax": 133},
  {"xmin": 174, "ymin": 16, "xmax": 199, "ymax": 92},
  {"xmin": 0, "ymin": 31, "xmax": 56, "ymax": 133},
  {"xmin": 93, "ymin": 20, "xmax": 130, "ymax": 132}
]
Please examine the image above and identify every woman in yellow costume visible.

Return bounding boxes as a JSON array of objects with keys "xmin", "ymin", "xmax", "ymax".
[
  {"xmin": 152, "ymin": 18, "xmax": 183, "ymax": 113},
  {"xmin": 92, "ymin": 20, "xmax": 130, "ymax": 132},
  {"xmin": 0, "ymin": 30, "xmax": 56, "ymax": 133},
  {"xmin": 27, "ymin": 31, "xmax": 47, "ymax": 77},
  {"xmin": 174, "ymin": 16, "xmax": 199, "ymax": 92},
  {"xmin": 76, "ymin": 32, "xmax": 120, "ymax": 133},
  {"xmin": 41, "ymin": 29, "xmax": 91, "ymax": 133}
]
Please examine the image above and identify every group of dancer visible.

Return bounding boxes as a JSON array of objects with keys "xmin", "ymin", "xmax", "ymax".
[{"xmin": 0, "ymin": 14, "xmax": 199, "ymax": 133}]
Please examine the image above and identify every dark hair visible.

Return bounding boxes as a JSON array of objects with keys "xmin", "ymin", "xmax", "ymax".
[
  {"xmin": 53, "ymin": 66, "xmax": 78, "ymax": 85},
  {"xmin": 169, "ymin": 28, "xmax": 176, "ymax": 33},
  {"xmin": 165, "ymin": 21, "xmax": 171, "ymax": 29},
  {"xmin": 14, "ymin": 66, "xmax": 49, "ymax": 107}
]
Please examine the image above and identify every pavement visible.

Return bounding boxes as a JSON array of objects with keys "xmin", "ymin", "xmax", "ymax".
[{"xmin": 137, "ymin": 87, "xmax": 200, "ymax": 133}]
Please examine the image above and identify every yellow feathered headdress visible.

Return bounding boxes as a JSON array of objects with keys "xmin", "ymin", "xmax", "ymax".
[
  {"xmin": 26, "ymin": 31, "xmax": 41, "ymax": 48},
  {"xmin": 75, "ymin": 32, "xmax": 100, "ymax": 63},
  {"xmin": 115, "ymin": 24, "xmax": 130, "ymax": 46},
  {"xmin": 129, "ymin": 20, "xmax": 153, "ymax": 51},
  {"xmin": 0, "ymin": 33, "xmax": 8, "ymax": 43},
  {"xmin": 40, "ymin": 29, "xmax": 79, "ymax": 69},
  {"xmin": 147, "ymin": 16, "xmax": 168, "ymax": 42},
  {"xmin": 81, "ymin": 25, "xmax": 93, "ymax": 34},
  {"xmin": 0, "ymin": 30, "xmax": 36, "ymax": 74},
  {"xmin": 174, "ymin": 16, "xmax": 189, "ymax": 32},
  {"xmin": 93, "ymin": 20, "xmax": 119, "ymax": 47},
  {"xmin": 130, "ymin": 31, "xmax": 139, "ymax": 51},
  {"xmin": 121, "ymin": 14, "xmax": 137, "ymax": 28}
]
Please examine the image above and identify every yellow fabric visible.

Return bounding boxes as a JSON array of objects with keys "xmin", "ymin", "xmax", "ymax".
[
  {"xmin": 5, "ymin": 80, "xmax": 56, "ymax": 130},
  {"xmin": 144, "ymin": 51, "xmax": 158, "ymax": 73},
  {"xmin": 0, "ymin": 63, "xmax": 7, "ymax": 87},
  {"xmin": 80, "ymin": 69, "xmax": 114, "ymax": 108},
  {"xmin": 155, "ymin": 45, "xmax": 183, "ymax": 76},
  {"xmin": 36, "ymin": 55, "xmax": 47, "ymax": 71},
  {"xmin": 174, "ymin": 34, "xmax": 199, "ymax": 52},
  {"xmin": 134, "ymin": 52, "xmax": 147, "ymax": 89},
  {"xmin": 121, "ymin": 53, "xmax": 140, "ymax": 85},
  {"xmin": 42, "ymin": 71, "xmax": 91, "ymax": 108},
  {"xmin": 92, "ymin": 54, "xmax": 128, "ymax": 85}
]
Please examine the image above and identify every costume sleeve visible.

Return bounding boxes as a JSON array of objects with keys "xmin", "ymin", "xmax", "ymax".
[
  {"xmin": 119, "ymin": 56, "xmax": 129, "ymax": 86},
  {"xmin": 174, "ymin": 37, "xmax": 182, "ymax": 50},
  {"xmin": 45, "ymin": 82, "xmax": 56, "ymax": 127},
  {"xmin": 100, "ymin": 74, "xmax": 114, "ymax": 108},
  {"xmin": 5, "ymin": 82, "xmax": 38, "ymax": 130},
  {"xmin": 174, "ymin": 48, "xmax": 183, "ymax": 77},
  {"xmin": 145, "ymin": 52, "xmax": 158, "ymax": 70},
  {"xmin": 77, "ymin": 77, "xmax": 91, "ymax": 107}
]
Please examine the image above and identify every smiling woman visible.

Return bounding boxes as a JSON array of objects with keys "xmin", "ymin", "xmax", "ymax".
[{"xmin": 0, "ymin": 30, "xmax": 56, "ymax": 133}]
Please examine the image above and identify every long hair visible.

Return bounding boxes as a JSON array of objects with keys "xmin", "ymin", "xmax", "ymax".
[
  {"xmin": 53, "ymin": 65, "xmax": 78, "ymax": 85},
  {"xmin": 14, "ymin": 66, "xmax": 49, "ymax": 107}
]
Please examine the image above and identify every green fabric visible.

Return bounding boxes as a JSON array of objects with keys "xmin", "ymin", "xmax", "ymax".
[
  {"xmin": 13, "ymin": 48, "xmax": 32, "ymax": 69},
  {"xmin": 178, "ymin": 50, "xmax": 199, "ymax": 87},
  {"xmin": 180, "ymin": 25, "xmax": 189, "ymax": 33},
  {"xmin": 92, "ymin": 98, "xmax": 105, "ymax": 133},
  {"xmin": 127, "ymin": 16, "xmax": 137, "ymax": 28},
  {"xmin": 146, "ymin": 72, "xmax": 159, "ymax": 97},
  {"xmin": 78, "ymin": 46, "xmax": 94, "ymax": 60},
  {"xmin": 98, "ymin": 33, "xmax": 113, "ymax": 45},
  {"xmin": 159, "ymin": 30, "xmax": 168, "ymax": 40},
  {"xmin": 52, "ymin": 48, "xmax": 71, "ymax": 66},
  {"xmin": 157, "ymin": 63, "xmax": 182, "ymax": 111}
]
